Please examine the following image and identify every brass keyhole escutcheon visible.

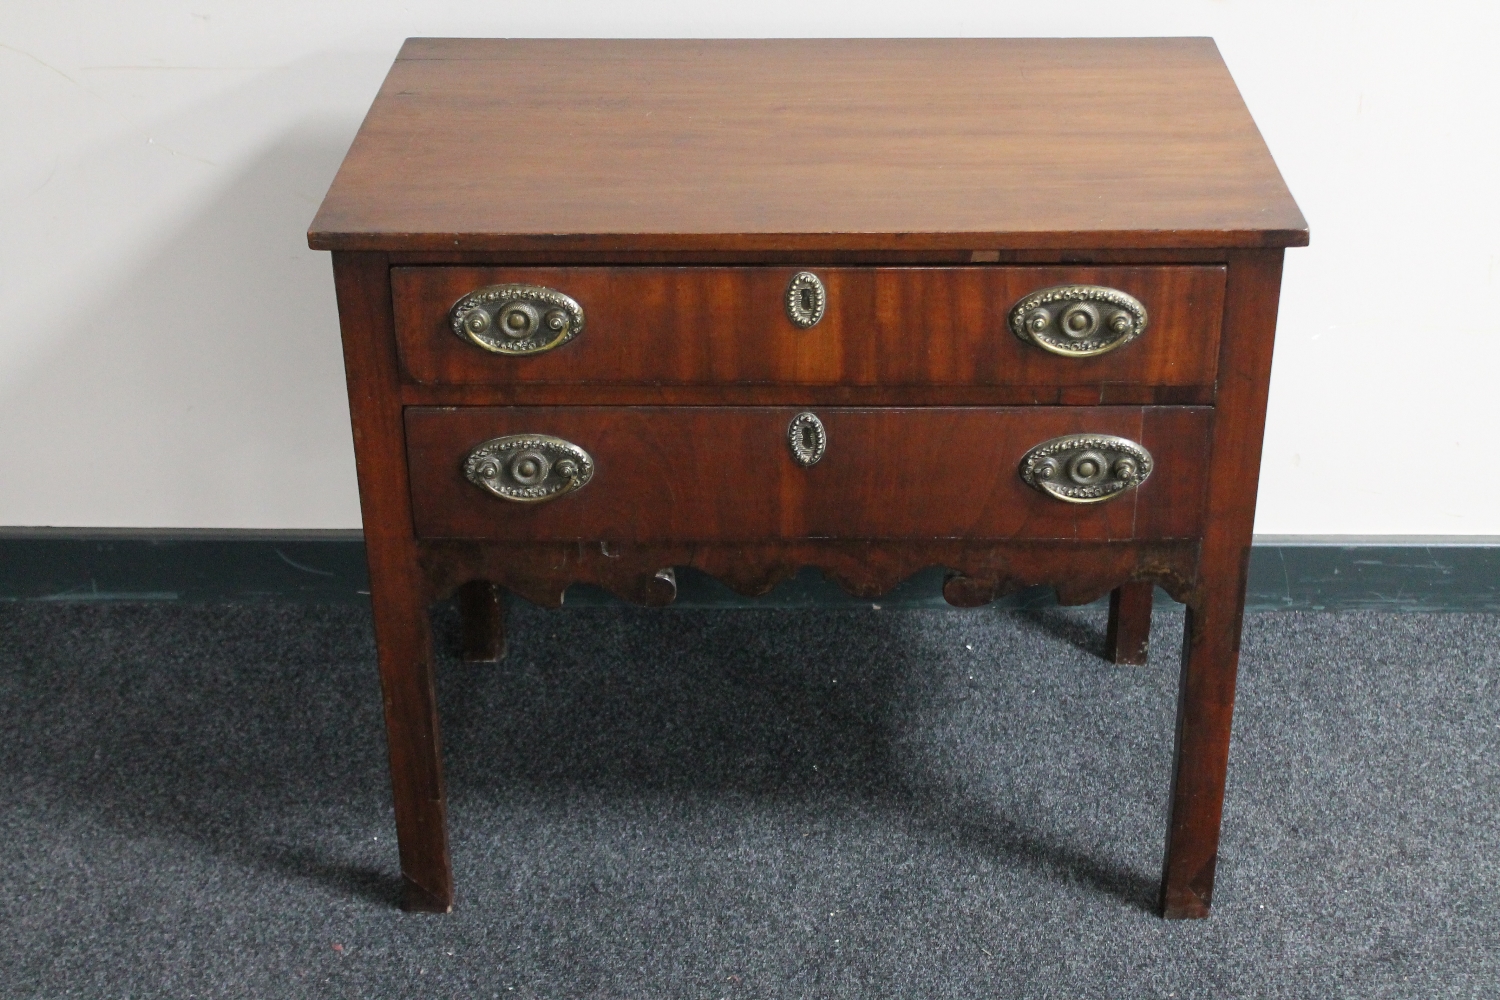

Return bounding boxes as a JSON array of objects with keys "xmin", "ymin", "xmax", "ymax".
[
  {"xmin": 788, "ymin": 412, "xmax": 827, "ymax": 467},
  {"xmin": 785, "ymin": 272, "xmax": 826, "ymax": 328}
]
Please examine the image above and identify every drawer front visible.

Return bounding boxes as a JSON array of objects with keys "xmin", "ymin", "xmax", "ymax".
[
  {"xmin": 392, "ymin": 266, "xmax": 1225, "ymax": 388},
  {"xmin": 406, "ymin": 406, "xmax": 1211, "ymax": 543}
]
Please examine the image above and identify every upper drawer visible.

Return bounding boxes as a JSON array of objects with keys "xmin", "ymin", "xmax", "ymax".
[{"xmin": 391, "ymin": 266, "xmax": 1224, "ymax": 388}]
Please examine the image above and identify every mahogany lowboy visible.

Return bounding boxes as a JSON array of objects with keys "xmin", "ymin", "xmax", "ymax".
[{"xmin": 310, "ymin": 38, "xmax": 1306, "ymax": 918}]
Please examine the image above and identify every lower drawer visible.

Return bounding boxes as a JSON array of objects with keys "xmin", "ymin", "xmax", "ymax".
[{"xmin": 405, "ymin": 406, "xmax": 1211, "ymax": 543}]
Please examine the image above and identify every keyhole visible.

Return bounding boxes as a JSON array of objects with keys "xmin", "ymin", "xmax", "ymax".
[
  {"xmin": 800, "ymin": 287, "xmax": 814, "ymax": 312},
  {"xmin": 802, "ymin": 426, "xmax": 816, "ymax": 450}
]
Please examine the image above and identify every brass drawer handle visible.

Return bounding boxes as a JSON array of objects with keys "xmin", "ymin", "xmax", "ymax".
[
  {"xmin": 1020, "ymin": 434, "xmax": 1153, "ymax": 503},
  {"xmin": 465, "ymin": 435, "xmax": 594, "ymax": 502},
  {"xmin": 1010, "ymin": 285, "xmax": 1147, "ymax": 357},
  {"xmin": 788, "ymin": 411, "xmax": 826, "ymax": 467},
  {"xmin": 785, "ymin": 272, "xmax": 826, "ymax": 328},
  {"xmin": 449, "ymin": 284, "xmax": 584, "ymax": 355}
]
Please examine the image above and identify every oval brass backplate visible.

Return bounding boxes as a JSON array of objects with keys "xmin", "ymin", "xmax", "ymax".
[
  {"xmin": 785, "ymin": 272, "xmax": 826, "ymax": 328},
  {"xmin": 788, "ymin": 412, "xmax": 827, "ymax": 467},
  {"xmin": 1009, "ymin": 285, "xmax": 1147, "ymax": 357},
  {"xmin": 1019, "ymin": 434, "xmax": 1153, "ymax": 504},
  {"xmin": 449, "ymin": 284, "xmax": 584, "ymax": 355},
  {"xmin": 464, "ymin": 435, "xmax": 594, "ymax": 503}
]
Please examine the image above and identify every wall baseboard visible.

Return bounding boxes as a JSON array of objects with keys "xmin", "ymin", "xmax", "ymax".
[{"xmin": 2, "ymin": 529, "xmax": 1497, "ymax": 612}]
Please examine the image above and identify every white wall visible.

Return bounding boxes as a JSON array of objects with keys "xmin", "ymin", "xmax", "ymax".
[{"xmin": 2, "ymin": 2, "xmax": 1496, "ymax": 533}]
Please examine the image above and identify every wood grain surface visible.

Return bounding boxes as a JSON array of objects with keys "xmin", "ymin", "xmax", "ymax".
[
  {"xmin": 404, "ymin": 406, "xmax": 1211, "ymax": 543},
  {"xmin": 1160, "ymin": 249, "xmax": 1287, "ymax": 919},
  {"xmin": 456, "ymin": 580, "xmax": 506, "ymax": 662},
  {"xmin": 309, "ymin": 38, "xmax": 1306, "ymax": 252},
  {"xmin": 1106, "ymin": 581, "xmax": 1156, "ymax": 665},
  {"xmin": 418, "ymin": 538, "xmax": 1202, "ymax": 612},
  {"xmin": 332, "ymin": 252, "xmax": 453, "ymax": 912},
  {"xmin": 392, "ymin": 265, "xmax": 1225, "ymax": 388}
]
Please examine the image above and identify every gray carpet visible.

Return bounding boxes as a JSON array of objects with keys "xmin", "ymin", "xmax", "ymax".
[{"xmin": 1, "ymin": 601, "xmax": 1496, "ymax": 998}]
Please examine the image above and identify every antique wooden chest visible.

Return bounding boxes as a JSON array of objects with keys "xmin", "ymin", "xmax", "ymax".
[{"xmin": 309, "ymin": 37, "xmax": 1307, "ymax": 917}]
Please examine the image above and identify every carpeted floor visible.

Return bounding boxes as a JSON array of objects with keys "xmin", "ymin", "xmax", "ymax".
[{"xmin": 0, "ymin": 601, "xmax": 1496, "ymax": 998}]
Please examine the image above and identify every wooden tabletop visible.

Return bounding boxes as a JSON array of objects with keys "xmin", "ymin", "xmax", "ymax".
[{"xmin": 309, "ymin": 38, "xmax": 1306, "ymax": 253}]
